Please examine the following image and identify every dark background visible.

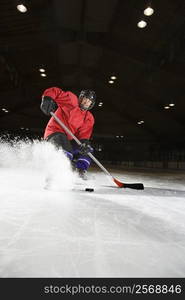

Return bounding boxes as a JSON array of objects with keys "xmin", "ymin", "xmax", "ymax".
[{"xmin": 0, "ymin": 0, "xmax": 185, "ymax": 163}]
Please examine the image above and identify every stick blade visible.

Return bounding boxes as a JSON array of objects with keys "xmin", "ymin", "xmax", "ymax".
[
  {"xmin": 113, "ymin": 178, "xmax": 144, "ymax": 190},
  {"xmin": 123, "ymin": 183, "xmax": 144, "ymax": 190}
]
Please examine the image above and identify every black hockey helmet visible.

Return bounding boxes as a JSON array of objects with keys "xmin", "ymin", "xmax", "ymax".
[{"xmin": 79, "ymin": 90, "xmax": 96, "ymax": 110}]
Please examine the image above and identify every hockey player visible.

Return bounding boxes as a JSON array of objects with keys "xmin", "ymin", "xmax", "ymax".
[{"xmin": 40, "ymin": 87, "xmax": 96, "ymax": 179}]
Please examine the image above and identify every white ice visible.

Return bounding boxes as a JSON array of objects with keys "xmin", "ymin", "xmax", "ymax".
[{"xmin": 0, "ymin": 140, "xmax": 185, "ymax": 278}]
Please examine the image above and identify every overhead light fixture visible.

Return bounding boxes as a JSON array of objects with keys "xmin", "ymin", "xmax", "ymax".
[
  {"xmin": 109, "ymin": 80, "xmax": 114, "ymax": 84},
  {"xmin": 144, "ymin": 7, "xmax": 154, "ymax": 16},
  {"xmin": 164, "ymin": 105, "xmax": 170, "ymax": 110},
  {"xmin": 169, "ymin": 102, "xmax": 175, "ymax": 107},
  {"xmin": 41, "ymin": 73, "xmax": 47, "ymax": 77},
  {"xmin": 2, "ymin": 108, "xmax": 9, "ymax": 113},
  {"xmin": 137, "ymin": 20, "xmax": 147, "ymax": 28},
  {"xmin": 39, "ymin": 68, "xmax": 45, "ymax": 73},
  {"xmin": 110, "ymin": 75, "xmax": 117, "ymax": 80},
  {"xmin": 17, "ymin": 4, "xmax": 27, "ymax": 13},
  {"xmin": 137, "ymin": 120, "xmax": 144, "ymax": 125},
  {"xmin": 98, "ymin": 102, "xmax": 103, "ymax": 107}
]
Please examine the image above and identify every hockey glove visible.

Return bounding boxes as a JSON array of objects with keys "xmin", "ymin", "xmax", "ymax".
[
  {"xmin": 79, "ymin": 142, "xmax": 93, "ymax": 156},
  {"xmin": 40, "ymin": 96, "xmax": 58, "ymax": 116}
]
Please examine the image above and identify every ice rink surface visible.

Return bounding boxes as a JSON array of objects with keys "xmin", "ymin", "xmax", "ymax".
[{"xmin": 0, "ymin": 140, "xmax": 185, "ymax": 277}]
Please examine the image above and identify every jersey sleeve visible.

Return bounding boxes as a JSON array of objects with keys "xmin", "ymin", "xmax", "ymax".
[
  {"xmin": 42, "ymin": 87, "xmax": 77, "ymax": 108},
  {"xmin": 42, "ymin": 87, "xmax": 64, "ymax": 100}
]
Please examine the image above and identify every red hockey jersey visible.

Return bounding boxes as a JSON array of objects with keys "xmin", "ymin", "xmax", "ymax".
[{"xmin": 42, "ymin": 87, "xmax": 94, "ymax": 140}]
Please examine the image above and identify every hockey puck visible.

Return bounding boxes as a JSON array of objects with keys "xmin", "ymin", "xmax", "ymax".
[{"xmin": 85, "ymin": 188, "xmax": 94, "ymax": 192}]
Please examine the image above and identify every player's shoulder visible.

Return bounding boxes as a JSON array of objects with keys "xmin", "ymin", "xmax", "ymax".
[
  {"xmin": 50, "ymin": 87, "xmax": 76, "ymax": 98},
  {"xmin": 66, "ymin": 90, "xmax": 77, "ymax": 98},
  {"xmin": 67, "ymin": 91, "xmax": 78, "ymax": 105}
]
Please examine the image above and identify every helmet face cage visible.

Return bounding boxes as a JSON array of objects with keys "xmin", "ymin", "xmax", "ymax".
[{"xmin": 79, "ymin": 90, "xmax": 96, "ymax": 110}]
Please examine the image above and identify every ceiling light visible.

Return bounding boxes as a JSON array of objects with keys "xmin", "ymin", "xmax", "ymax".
[
  {"xmin": 2, "ymin": 108, "xmax": 9, "ymax": 113},
  {"xmin": 17, "ymin": 4, "xmax": 27, "ymax": 13},
  {"xmin": 109, "ymin": 80, "xmax": 114, "ymax": 84},
  {"xmin": 137, "ymin": 120, "xmax": 144, "ymax": 125},
  {"xmin": 169, "ymin": 103, "xmax": 175, "ymax": 107},
  {"xmin": 164, "ymin": 105, "xmax": 170, "ymax": 109},
  {"xmin": 39, "ymin": 68, "xmax": 45, "ymax": 73},
  {"xmin": 144, "ymin": 7, "xmax": 154, "ymax": 16},
  {"xmin": 137, "ymin": 20, "xmax": 147, "ymax": 28},
  {"xmin": 41, "ymin": 73, "xmax": 47, "ymax": 77},
  {"xmin": 98, "ymin": 102, "xmax": 103, "ymax": 107},
  {"xmin": 110, "ymin": 76, "xmax": 117, "ymax": 80}
]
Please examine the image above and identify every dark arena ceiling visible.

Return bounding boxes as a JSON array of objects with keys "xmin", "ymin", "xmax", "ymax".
[{"xmin": 0, "ymin": 0, "xmax": 185, "ymax": 147}]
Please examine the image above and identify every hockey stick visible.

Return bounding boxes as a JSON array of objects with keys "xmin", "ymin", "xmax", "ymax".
[{"xmin": 50, "ymin": 112, "xmax": 144, "ymax": 190}]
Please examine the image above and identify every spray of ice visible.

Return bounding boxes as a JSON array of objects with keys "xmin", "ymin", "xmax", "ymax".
[{"xmin": 0, "ymin": 138, "xmax": 77, "ymax": 191}]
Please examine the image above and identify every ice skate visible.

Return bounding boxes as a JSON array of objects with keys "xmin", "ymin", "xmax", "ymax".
[{"xmin": 78, "ymin": 169, "xmax": 88, "ymax": 180}]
